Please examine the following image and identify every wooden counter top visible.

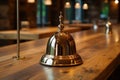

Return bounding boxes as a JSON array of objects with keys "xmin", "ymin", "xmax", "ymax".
[
  {"xmin": 0, "ymin": 26, "xmax": 120, "ymax": 80},
  {"xmin": 0, "ymin": 27, "xmax": 81, "ymax": 40},
  {"xmin": 0, "ymin": 23, "xmax": 93, "ymax": 40},
  {"xmin": 69, "ymin": 23, "xmax": 93, "ymax": 28}
]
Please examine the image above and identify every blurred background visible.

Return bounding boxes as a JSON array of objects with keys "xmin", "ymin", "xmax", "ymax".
[
  {"xmin": 0, "ymin": 0, "xmax": 120, "ymax": 46},
  {"xmin": 0, "ymin": 0, "xmax": 119, "ymax": 28}
]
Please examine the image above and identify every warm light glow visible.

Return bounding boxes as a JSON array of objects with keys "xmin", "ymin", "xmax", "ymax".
[
  {"xmin": 65, "ymin": 2, "xmax": 71, "ymax": 8},
  {"xmin": 106, "ymin": 21, "xmax": 111, "ymax": 27},
  {"xmin": 21, "ymin": 21, "xmax": 29, "ymax": 26},
  {"xmin": 113, "ymin": 29, "xmax": 119, "ymax": 42},
  {"xmin": 75, "ymin": 2, "xmax": 80, "ymax": 9},
  {"xmin": 83, "ymin": 3, "xmax": 88, "ymax": 10},
  {"xmin": 44, "ymin": 0, "xmax": 52, "ymax": 5},
  {"xmin": 27, "ymin": 0, "xmax": 35, "ymax": 3},
  {"xmin": 104, "ymin": 0, "xmax": 108, "ymax": 3},
  {"xmin": 115, "ymin": 0, "xmax": 119, "ymax": 4}
]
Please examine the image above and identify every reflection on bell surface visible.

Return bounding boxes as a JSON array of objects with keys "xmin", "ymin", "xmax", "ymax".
[{"xmin": 40, "ymin": 12, "xmax": 83, "ymax": 66}]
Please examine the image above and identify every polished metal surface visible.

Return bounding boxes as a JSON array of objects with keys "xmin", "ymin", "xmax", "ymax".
[
  {"xmin": 105, "ymin": 18, "xmax": 112, "ymax": 34},
  {"xmin": 40, "ymin": 12, "xmax": 83, "ymax": 66}
]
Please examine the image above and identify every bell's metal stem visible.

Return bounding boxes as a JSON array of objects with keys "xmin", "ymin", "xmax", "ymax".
[
  {"xmin": 58, "ymin": 12, "xmax": 64, "ymax": 32},
  {"xmin": 59, "ymin": 12, "xmax": 62, "ymax": 25}
]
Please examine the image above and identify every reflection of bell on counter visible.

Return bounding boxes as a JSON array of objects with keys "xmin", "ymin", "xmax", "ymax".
[
  {"xmin": 40, "ymin": 12, "xmax": 83, "ymax": 66},
  {"xmin": 105, "ymin": 18, "xmax": 112, "ymax": 34}
]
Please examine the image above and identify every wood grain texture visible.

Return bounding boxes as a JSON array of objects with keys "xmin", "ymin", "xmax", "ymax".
[
  {"xmin": 0, "ymin": 26, "xmax": 82, "ymax": 40},
  {"xmin": 0, "ymin": 26, "xmax": 120, "ymax": 80}
]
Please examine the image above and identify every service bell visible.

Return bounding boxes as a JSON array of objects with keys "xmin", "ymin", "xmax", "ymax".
[
  {"xmin": 40, "ymin": 12, "xmax": 83, "ymax": 66},
  {"xmin": 105, "ymin": 18, "xmax": 112, "ymax": 34}
]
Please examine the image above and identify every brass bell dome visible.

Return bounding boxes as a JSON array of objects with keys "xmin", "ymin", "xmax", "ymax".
[{"xmin": 40, "ymin": 12, "xmax": 83, "ymax": 66}]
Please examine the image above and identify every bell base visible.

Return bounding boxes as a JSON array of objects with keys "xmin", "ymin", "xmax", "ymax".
[{"xmin": 40, "ymin": 54, "xmax": 83, "ymax": 67}]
